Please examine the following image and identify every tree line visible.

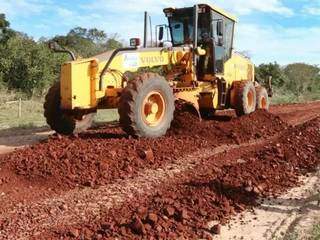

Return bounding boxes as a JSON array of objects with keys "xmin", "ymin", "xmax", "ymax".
[
  {"xmin": 0, "ymin": 14, "xmax": 123, "ymax": 97},
  {"xmin": 0, "ymin": 14, "xmax": 319, "ymax": 102},
  {"xmin": 255, "ymin": 62, "xmax": 320, "ymax": 102}
]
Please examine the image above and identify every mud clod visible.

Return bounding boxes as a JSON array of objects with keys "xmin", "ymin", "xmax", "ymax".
[
  {"xmin": 131, "ymin": 216, "xmax": 146, "ymax": 235},
  {"xmin": 164, "ymin": 206, "xmax": 175, "ymax": 217},
  {"xmin": 211, "ymin": 224, "xmax": 221, "ymax": 235},
  {"xmin": 147, "ymin": 213, "xmax": 158, "ymax": 225},
  {"xmin": 68, "ymin": 228, "xmax": 79, "ymax": 238}
]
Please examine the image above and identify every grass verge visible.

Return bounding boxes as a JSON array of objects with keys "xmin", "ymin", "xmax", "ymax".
[
  {"xmin": 0, "ymin": 98, "xmax": 119, "ymax": 131},
  {"xmin": 311, "ymin": 223, "xmax": 320, "ymax": 240}
]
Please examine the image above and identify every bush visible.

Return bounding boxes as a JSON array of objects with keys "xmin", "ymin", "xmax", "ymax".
[
  {"xmin": 0, "ymin": 14, "xmax": 124, "ymax": 98},
  {"xmin": 256, "ymin": 62, "xmax": 320, "ymax": 104},
  {"xmin": 0, "ymin": 34, "xmax": 67, "ymax": 97}
]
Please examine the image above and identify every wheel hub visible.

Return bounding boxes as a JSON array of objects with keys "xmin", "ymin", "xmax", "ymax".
[
  {"xmin": 247, "ymin": 89, "xmax": 254, "ymax": 108},
  {"xmin": 142, "ymin": 91, "xmax": 165, "ymax": 126},
  {"xmin": 261, "ymin": 97, "xmax": 267, "ymax": 109}
]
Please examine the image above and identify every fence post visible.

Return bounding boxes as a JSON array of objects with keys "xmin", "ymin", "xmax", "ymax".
[{"xmin": 18, "ymin": 98, "xmax": 22, "ymax": 118}]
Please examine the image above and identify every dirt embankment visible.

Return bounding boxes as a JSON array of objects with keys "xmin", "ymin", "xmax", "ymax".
[
  {"xmin": 40, "ymin": 117, "xmax": 320, "ymax": 240},
  {"xmin": 1, "ymin": 109, "xmax": 285, "ymax": 190}
]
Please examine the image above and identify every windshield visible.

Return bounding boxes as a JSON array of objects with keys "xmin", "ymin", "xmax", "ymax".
[{"xmin": 168, "ymin": 8, "xmax": 193, "ymax": 46}]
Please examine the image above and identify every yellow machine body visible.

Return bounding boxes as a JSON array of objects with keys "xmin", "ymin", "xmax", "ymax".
[
  {"xmin": 58, "ymin": 3, "xmax": 255, "ymax": 115},
  {"xmin": 60, "ymin": 49, "xmax": 254, "ymax": 110}
]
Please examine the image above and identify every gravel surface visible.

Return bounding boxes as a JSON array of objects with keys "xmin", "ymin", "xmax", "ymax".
[{"xmin": 0, "ymin": 101, "xmax": 319, "ymax": 239}]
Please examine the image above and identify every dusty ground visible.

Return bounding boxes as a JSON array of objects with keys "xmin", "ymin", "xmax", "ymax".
[
  {"xmin": 0, "ymin": 101, "xmax": 319, "ymax": 239},
  {"xmin": 213, "ymin": 168, "xmax": 320, "ymax": 240}
]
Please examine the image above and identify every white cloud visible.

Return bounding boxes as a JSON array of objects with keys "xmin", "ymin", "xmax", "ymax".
[
  {"xmin": 82, "ymin": 0, "xmax": 293, "ymax": 17},
  {"xmin": 217, "ymin": 0, "xmax": 293, "ymax": 16},
  {"xmin": 235, "ymin": 23, "xmax": 320, "ymax": 64},
  {"xmin": 5, "ymin": 0, "xmax": 317, "ymax": 65},
  {"xmin": 303, "ymin": 5, "xmax": 320, "ymax": 16},
  {"xmin": 0, "ymin": 0, "xmax": 48, "ymax": 17},
  {"xmin": 78, "ymin": 0, "xmax": 295, "ymax": 46},
  {"xmin": 56, "ymin": 7, "xmax": 74, "ymax": 18}
]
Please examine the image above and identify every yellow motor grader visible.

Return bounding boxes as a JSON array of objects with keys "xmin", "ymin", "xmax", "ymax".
[{"xmin": 45, "ymin": 3, "xmax": 270, "ymax": 138}]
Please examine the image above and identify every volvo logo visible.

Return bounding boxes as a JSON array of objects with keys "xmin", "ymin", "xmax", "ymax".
[{"xmin": 140, "ymin": 56, "xmax": 165, "ymax": 65}]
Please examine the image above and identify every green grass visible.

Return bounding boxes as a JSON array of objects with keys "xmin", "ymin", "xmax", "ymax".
[
  {"xmin": 271, "ymin": 89, "xmax": 320, "ymax": 105},
  {"xmin": 95, "ymin": 109, "xmax": 119, "ymax": 123},
  {"xmin": 0, "ymin": 87, "xmax": 318, "ymax": 131},
  {"xmin": 311, "ymin": 223, "xmax": 320, "ymax": 240},
  {"xmin": 0, "ymin": 99, "xmax": 46, "ymax": 130},
  {"xmin": 0, "ymin": 92, "xmax": 119, "ymax": 131}
]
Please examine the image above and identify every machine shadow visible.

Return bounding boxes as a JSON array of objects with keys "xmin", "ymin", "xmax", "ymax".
[
  {"xmin": 209, "ymin": 115, "xmax": 233, "ymax": 122},
  {"xmin": 76, "ymin": 120, "xmax": 129, "ymax": 140}
]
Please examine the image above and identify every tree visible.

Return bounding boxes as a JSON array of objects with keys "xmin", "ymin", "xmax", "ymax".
[
  {"xmin": 87, "ymin": 28, "xmax": 107, "ymax": 43},
  {"xmin": 52, "ymin": 33, "xmax": 98, "ymax": 58},
  {"xmin": 0, "ymin": 13, "xmax": 9, "ymax": 28},
  {"xmin": 104, "ymin": 34, "xmax": 123, "ymax": 50},
  {"xmin": 0, "ymin": 34, "xmax": 67, "ymax": 96},
  {"xmin": 68, "ymin": 27, "xmax": 87, "ymax": 38},
  {"xmin": 52, "ymin": 27, "xmax": 122, "ymax": 58},
  {"xmin": 255, "ymin": 62, "xmax": 287, "ymax": 88},
  {"xmin": 0, "ymin": 14, "xmax": 15, "ymax": 43},
  {"xmin": 283, "ymin": 63, "xmax": 320, "ymax": 95},
  {"xmin": 0, "ymin": 14, "xmax": 15, "ymax": 88}
]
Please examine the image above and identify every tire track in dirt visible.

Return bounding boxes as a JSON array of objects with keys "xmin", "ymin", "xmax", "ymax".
[
  {"xmin": 270, "ymin": 101, "xmax": 320, "ymax": 126},
  {"xmin": 211, "ymin": 167, "xmax": 320, "ymax": 240}
]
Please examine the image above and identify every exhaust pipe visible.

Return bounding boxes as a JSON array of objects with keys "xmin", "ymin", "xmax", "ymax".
[{"xmin": 143, "ymin": 11, "xmax": 148, "ymax": 48}]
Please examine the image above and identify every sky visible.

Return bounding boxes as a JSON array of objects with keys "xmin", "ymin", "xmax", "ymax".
[{"xmin": 1, "ymin": 0, "xmax": 320, "ymax": 65}]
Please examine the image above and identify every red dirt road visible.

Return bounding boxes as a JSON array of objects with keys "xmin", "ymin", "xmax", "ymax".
[
  {"xmin": 0, "ymin": 101, "xmax": 319, "ymax": 239},
  {"xmin": 270, "ymin": 100, "xmax": 320, "ymax": 126}
]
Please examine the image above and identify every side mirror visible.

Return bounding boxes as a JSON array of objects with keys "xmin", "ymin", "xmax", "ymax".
[
  {"xmin": 217, "ymin": 20, "xmax": 224, "ymax": 36},
  {"xmin": 48, "ymin": 41, "xmax": 76, "ymax": 60},
  {"xmin": 158, "ymin": 26, "xmax": 164, "ymax": 41}
]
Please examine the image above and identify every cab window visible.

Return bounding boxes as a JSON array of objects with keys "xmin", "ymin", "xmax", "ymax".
[{"xmin": 169, "ymin": 8, "xmax": 193, "ymax": 46}]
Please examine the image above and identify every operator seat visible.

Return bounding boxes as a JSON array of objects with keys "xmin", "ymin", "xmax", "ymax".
[{"xmin": 197, "ymin": 33, "xmax": 215, "ymax": 78}]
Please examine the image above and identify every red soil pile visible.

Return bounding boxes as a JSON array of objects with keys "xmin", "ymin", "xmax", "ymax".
[
  {"xmin": 0, "ymin": 109, "xmax": 286, "ymax": 190},
  {"xmin": 43, "ymin": 118, "xmax": 319, "ymax": 239}
]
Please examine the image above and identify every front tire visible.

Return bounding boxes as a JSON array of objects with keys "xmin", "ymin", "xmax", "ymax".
[
  {"xmin": 44, "ymin": 82, "xmax": 95, "ymax": 135},
  {"xmin": 118, "ymin": 73, "xmax": 174, "ymax": 138}
]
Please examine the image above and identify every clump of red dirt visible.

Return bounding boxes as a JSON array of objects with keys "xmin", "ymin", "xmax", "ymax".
[
  {"xmin": 169, "ymin": 102, "xmax": 286, "ymax": 144},
  {"xmin": 0, "ymin": 108, "xmax": 287, "ymax": 191},
  {"xmin": 43, "ymin": 118, "xmax": 319, "ymax": 239}
]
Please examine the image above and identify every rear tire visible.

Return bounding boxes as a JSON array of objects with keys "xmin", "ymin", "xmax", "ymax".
[
  {"xmin": 44, "ymin": 82, "xmax": 95, "ymax": 135},
  {"xmin": 255, "ymin": 86, "xmax": 270, "ymax": 110},
  {"xmin": 118, "ymin": 73, "xmax": 174, "ymax": 138},
  {"xmin": 232, "ymin": 81, "xmax": 256, "ymax": 117}
]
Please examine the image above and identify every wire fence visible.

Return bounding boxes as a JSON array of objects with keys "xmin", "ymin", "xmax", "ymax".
[{"xmin": 4, "ymin": 98, "xmax": 22, "ymax": 118}]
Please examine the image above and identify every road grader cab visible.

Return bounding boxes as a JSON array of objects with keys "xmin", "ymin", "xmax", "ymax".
[{"xmin": 45, "ymin": 3, "xmax": 270, "ymax": 138}]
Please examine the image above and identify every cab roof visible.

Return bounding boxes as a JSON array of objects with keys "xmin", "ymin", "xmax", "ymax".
[
  {"xmin": 202, "ymin": 3, "xmax": 237, "ymax": 22},
  {"xmin": 164, "ymin": 3, "xmax": 237, "ymax": 22}
]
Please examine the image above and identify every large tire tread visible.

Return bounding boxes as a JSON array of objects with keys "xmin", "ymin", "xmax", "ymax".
[
  {"xmin": 118, "ymin": 73, "xmax": 174, "ymax": 138},
  {"xmin": 232, "ymin": 81, "xmax": 257, "ymax": 117},
  {"xmin": 255, "ymin": 86, "xmax": 270, "ymax": 110},
  {"xmin": 44, "ymin": 82, "xmax": 94, "ymax": 135}
]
